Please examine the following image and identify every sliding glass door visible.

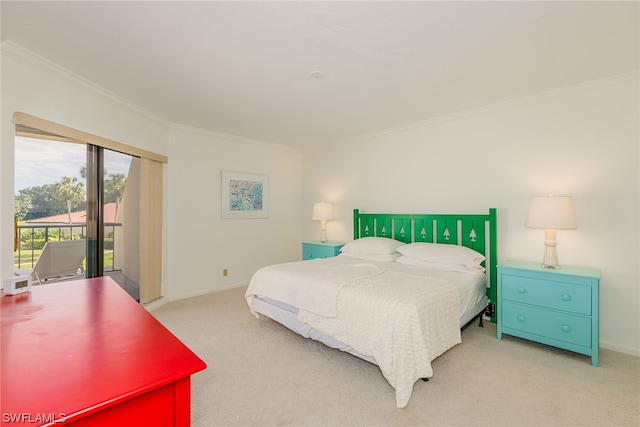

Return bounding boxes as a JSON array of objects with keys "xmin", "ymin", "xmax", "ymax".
[
  {"xmin": 14, "ymin": 129, "xmax": 141, "ymax": 301},
  {"xmin": 85, "ymin": 143, "xmax": 104, "ymax": 278},
  {"xmin": 14, "ymin": 135, "xmax": 87, "ymax": 285},
  {"xmin": 102, "ymin": 149, "xmax": 140, "ymax": 300}
]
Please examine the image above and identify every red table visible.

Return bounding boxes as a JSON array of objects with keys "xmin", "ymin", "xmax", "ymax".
[{"xmin": 1, "ymin": 277, "xmax": 206, "ymax": 426}]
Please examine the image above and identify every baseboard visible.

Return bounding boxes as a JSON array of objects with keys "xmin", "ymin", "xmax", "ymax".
[
  {"xmin": 142, "ymin": 296, "xmax": 169, "ymax": 312},
  {"xmin": 600, "ymin": 340, "xmax": 640, "ymax": 357},
  {"xmin": 167, "ymin": 282, "xmax": 248, "ymax": 303}
]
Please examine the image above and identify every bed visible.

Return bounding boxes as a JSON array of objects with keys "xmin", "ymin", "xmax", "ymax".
[{"xmin": 245, "ymin": 209, "xmax": 497, "ymax": 408}]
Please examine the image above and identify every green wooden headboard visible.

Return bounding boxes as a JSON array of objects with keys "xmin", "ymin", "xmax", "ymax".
[{"xmin": 353, "ymin": 208, "xmax": 498, "ymax": 321}]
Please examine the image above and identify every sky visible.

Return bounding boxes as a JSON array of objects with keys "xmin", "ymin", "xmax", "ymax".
[{"xmin": 14, "ymin": 136, "xmax": 132, "ymax": 194}]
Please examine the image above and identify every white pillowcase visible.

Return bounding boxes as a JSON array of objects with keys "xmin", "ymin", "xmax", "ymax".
[
  {"xmin": 339, "ymin": 252, "xmax": 401, "ymax": 262},
  {"xmin": 340, "ymin": 237, "xmax": 406, "ymax": 255},
  {"xmin": 396, "ymin": 242, "xmax": 485, "ymax": 268},
  {"xmin": 395, "ymin": 255, "xmax": 484, "ymax": 274}
]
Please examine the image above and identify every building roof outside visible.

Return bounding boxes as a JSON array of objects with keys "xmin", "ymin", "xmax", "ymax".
[{"xmin": 26, "ymin": 203, "xmax": 119, "ymax": 224}]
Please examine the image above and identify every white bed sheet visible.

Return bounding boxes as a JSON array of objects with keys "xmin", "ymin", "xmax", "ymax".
[
  {"xmin": 247, "ymin": 255, "xmax": 488, "ymax": 349},
  {"xmin": 381, "ymin": 258, "xmax": 488, "ymax": 323},
  {"xmin": 250, "ymin": 255, "xmax": 488, "ymax": 320}
]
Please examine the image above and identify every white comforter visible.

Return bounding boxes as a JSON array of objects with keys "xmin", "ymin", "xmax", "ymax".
[
  {"xmin": 245, "ymin": 258, "xmax": 461, "ymax": 408},
  {"xmin": 298, "ymin": 269, "xmax": 460, "ymax": 408},
  {"xmin": 246, "ymin": 258, "xmax": 386, "ymax": 317}
]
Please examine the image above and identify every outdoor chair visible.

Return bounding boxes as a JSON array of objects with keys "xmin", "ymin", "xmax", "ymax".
[{"xmin": 17, "ymin": 240, "xmax": 86, "ymax": 285}]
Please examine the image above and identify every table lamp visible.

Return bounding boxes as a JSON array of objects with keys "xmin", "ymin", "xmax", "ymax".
[
  {"xmin": 312, "ymin": 202, "xmax": 333, "ymax": 243},
  {"xmin": 525, "ymin": 195, "xmax": 576, "ymax": 268}
]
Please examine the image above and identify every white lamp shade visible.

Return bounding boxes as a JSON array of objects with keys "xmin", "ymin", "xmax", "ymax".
[
  {"xmin": 525, "ymin": 196, "xmax": 576, "ymax": 230},
  {"xmin": 312, "ymin": 202, "xmax": 333, "ymax": 221}
]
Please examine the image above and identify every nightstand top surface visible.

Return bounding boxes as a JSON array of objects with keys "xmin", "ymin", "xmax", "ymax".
[
  {"xmin": 303, "ymin": 241, "xmax": 345, "ymax": 247},
  {"xmin": 499, "ymin": 260, "xmax": 600, "ymax": 279}
]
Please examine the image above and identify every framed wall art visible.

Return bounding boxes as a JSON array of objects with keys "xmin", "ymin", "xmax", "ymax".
[{"xmin": 221, "ymin": 170, "xmax": 269, "ymax": 219}]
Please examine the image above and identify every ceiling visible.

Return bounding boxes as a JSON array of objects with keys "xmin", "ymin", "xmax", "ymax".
[{"xmin": 2, "ymin": 1, "xmax": 638, "ymax": 150}]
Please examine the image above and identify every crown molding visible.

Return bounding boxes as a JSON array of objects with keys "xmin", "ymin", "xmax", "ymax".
[
  {"xmin": 315, "ymin": 70, "xmax": 639, "ymax": 151},
  {"xmin": 2, "ymin": 40, "xmax": 298, "ymax": 152},
  {"xmin": 169, "ymin": 122, "xmax": 301, "ymax": 153},
  {"xmin": 4, "ymin": 39, "xmax": 635, "ymax": 153},
  {"xmin": 1, "ymin": 40, "xmax": 171, "ymax": 129}
]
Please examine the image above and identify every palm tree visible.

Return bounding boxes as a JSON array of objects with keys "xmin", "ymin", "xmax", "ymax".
[
  {"xmin": 105, "ymin": 173, "xmax": 126, "ymax": 220},
  {"xmin": 54, "ymin": 177, "xmax": 85, "ymax": 223}
]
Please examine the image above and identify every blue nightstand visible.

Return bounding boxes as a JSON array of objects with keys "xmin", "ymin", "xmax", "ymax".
[
  {"xmin": 302, "ymin": 241, "xmax": 344, "ymax": 260},
  {"xmin": 497, "ymin": 260, "xmax": 600, "ymax": 366}
]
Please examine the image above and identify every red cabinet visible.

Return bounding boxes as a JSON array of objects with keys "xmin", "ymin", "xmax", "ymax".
[{"xmin": 1, "ymin": 277, "xmax": 206, "ymax": 426}]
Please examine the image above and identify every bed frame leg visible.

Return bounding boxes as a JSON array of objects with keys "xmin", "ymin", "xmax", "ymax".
[{"xmin": 478, "ymin": 302, "xmax": 495, "ymax": 328}]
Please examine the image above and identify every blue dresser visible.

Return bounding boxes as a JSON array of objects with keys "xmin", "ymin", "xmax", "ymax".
[
  {"xmin": 302, "ymin": 241, "xmax": 344, "ymax": 260},
  {"xmin": 497, "ymin": 260, "xmax": 600, "ymax": 366}
]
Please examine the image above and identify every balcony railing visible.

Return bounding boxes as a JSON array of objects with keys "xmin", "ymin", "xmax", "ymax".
[{"xmin": 15, "ymin": 223, "xmax": 122, "ymax": 271}]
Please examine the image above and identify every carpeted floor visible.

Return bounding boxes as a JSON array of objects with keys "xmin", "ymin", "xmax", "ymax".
[{"xmin": 151, "ymin": 286, "xmax": 640, "ymax": 427}]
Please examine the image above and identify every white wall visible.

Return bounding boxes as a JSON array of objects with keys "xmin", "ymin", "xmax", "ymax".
[
  {"xmin": 166, "ymin": 126, "xmax": 301, "ymax": 300},
  {"xmin": 301, "ymin": 73, "xmax": 640, "ymax": 356},
  {"xmin": 1, "ymin": 44, "xmax": 302, "ymax": 303}
]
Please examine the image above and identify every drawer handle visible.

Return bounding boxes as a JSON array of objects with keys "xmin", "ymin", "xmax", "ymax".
[
  {"xmin": 561, "ymin": 294, "xmax": 571, "ymax": 302},
  {"xmin": 517, "ymin": 287, "xmax": 526, "ymax": 294},
  {"xmin": 517, "ymin": 315, "xmax": 526, "ymax": 323},
  {"xmin": 561, "ymin": 324, "xmax": 571, "ymax": 333}
]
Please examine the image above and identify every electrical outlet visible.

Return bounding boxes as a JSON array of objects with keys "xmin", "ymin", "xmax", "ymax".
[{"xmin": 223, "ymin": 268, "xmax": 228, "ymax": 277}]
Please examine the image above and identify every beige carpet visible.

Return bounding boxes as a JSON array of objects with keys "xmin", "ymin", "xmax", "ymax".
[{"xmin": 151, "ymin": 286, "xmax": 640, "ymax": 427}]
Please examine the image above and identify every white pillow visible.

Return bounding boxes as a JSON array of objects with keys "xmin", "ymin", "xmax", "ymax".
[
  {"xmin": 339, "ymin": 252, "xmax": 401, "ymax": 262},
  {"xmin": 396, "ymin": 242, "xmax": 485, "ymax": 268},
  {"xmin": 340, "ymin": 237, "xmax": 406, "ymax": 255},
  {"xmin": 395, "ymin": 255, "xmax": 484, "ymax": 274}
]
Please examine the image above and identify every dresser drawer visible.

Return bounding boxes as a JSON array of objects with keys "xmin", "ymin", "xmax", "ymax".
[
  {"xmin": 501, "ymin": 274, "xmax": 591, "ymax": 316},
  {"xmin": 502, "ymin": 302, "xmax": 591, "ymax": 348}
]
